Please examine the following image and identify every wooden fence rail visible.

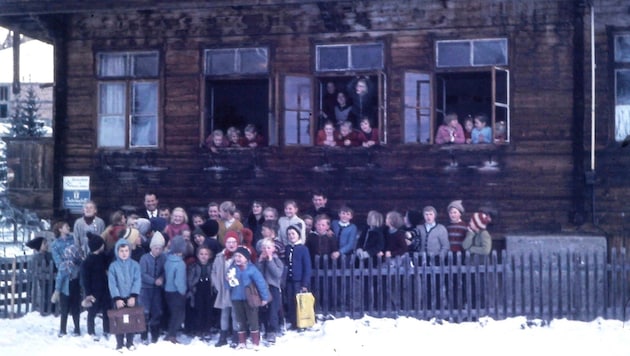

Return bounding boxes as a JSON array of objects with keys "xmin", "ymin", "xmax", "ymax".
[{"xmin": 2, "ymin": 249, "xmax": 630, "ymax": 322}]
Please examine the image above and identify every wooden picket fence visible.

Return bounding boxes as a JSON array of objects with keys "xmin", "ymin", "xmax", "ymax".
[{"xmin": 2, "ymin": 248, "xmax": 630, "ymax": 322}]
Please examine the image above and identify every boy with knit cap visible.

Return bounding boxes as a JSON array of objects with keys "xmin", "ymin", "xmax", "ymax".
[
  {"xmin": 228, "ymin": 246, "xmax": 270, "ymax": 349},
  {"xmin": 446, "ymin": 200, "xmax": 468, "ymax": 253},
  {"xmin": 163, "ymin": 235, "xmax": 187, "ymax": 344},
  {"xmin": 462, "ymin": 211, "xmax": 493, "ymax": 258},
  {"xmin": 138, "ymin": 231, "xmax": 166, "ymax": 344}
]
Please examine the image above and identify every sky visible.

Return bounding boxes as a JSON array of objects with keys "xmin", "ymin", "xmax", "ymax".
[
  {"xmin": 1, "ymin": 310, "xmax": 630, "ymax": 356},
  {"xmin": 0, "ymin": 26, "xmax": 54, "ymax": 83}
]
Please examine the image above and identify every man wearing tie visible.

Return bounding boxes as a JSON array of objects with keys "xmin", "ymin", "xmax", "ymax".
[{"xmin": 142, "ymin": 193, "xmax": 160, "ymax": 219}]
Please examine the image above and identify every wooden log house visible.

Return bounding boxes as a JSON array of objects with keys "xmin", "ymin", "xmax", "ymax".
[{"xmin": 0, "ymin": 0, "xmax": 629, "ymax": 250}]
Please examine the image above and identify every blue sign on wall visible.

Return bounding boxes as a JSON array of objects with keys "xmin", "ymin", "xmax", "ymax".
[{"xmin": 63, "ymin": 176, "xmax": 90, "ymax": 213}]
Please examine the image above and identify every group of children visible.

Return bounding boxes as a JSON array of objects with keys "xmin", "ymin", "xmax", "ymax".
[
  {"xmin": 435, "ymin": 112, "xmax": 493, "ymax": 145},
  {"xmin": 205, "ymin": 124, "xmax": 266, "ymax": 152},
  {"xmin": 27, "ymin": 195, "xmax": 493, "ymax": 351}
]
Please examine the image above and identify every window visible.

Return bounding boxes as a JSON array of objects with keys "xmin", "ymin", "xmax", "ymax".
[
  {"xmin": 203, "ymin": 47, "xmax": 271, "ymax": 147},
  {"xmin": 436, "ymin": 39, "xmax": 508, "ymax": 68},
  {"xmin": 0, "ymin": 86, "xmax": 8, "ymax": 120},
  {"xmin": 96, "ymin": 51, "xmax": 159, "ymax": 148},
  {"xmin": 283, "ymin": 75, "xmax": 312, "ymax": 145},
  {"xmin": 316, "ymin": 43, "xmax": 384, "ymax": 71},
  {"xmin": 614, "ymin": 34, "xmax": 630, "ymax": 142},
  {"xmin": 403, "ymin": 72, "xmax": 432, "ymax": 143},
  {"xmin": 204, "ymin": 47, "xmax": 268, "ymax": 75},
  {"xmin": 406, "ymin": 37, "xmax": 511, "ymax": 145}
]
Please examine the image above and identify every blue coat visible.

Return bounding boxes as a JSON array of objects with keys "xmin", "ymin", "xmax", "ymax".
[
  {"xmin": 227, "ymin": 262, "xmax": 270, "ymax": 302},
  {"xmin": 331, "ymin": 220, "xmax": 358, "ymax": 255},
  {"xmin": 284, "ymin": 243, "xmax": 312, "ymax": 289},
  {"xmin": 108, "ymin": 239, "xmax": 142, "ymax": 301},
  {"xmin": 164, "ymin": 253, "xmax": 187, "ymax": 295}
]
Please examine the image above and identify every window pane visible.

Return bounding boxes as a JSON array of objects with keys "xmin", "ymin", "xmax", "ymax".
[
  {"xmin": 404, "ymin": 72, "xmax": 431, "ymax": 143},
  {"xmin": 284, "ymin": 77, "xmax": 312, "ymax": 110},
  {"xmin": 0, "ymin": 86, "xmax": 8, "ymax": 100},
  {"xmin": 98, "ymin": 116, "xmax": 126, "ymax": 147},
  {"xmin": 616, "ymin": 70, "xmax": 630, "ymax": 141},
  {"xmin": 240, "ymin": 48, "xmax": 268, "ymax": 74},
  {"xmin": 131, "ymin": 82, "xmax": 158, "ymax": 147},
  {"xmin": 284, "ymin": 111, "xmax": 299, "ymax": 145},
  {"xmin": 351, "ymin": 44, "xmax": 383, "ymax": 70},
  {"xmin": 206, "ymin": 49, "xmax": 236, "ymax": 75},
  {"xmin": 437, "ymin": 42, "xmax": 471, "ymax": 67},
  {"xmin": 99, "ymin": 83, "xmax": 126, "ymax": 115},
  {"xmin": 98, "ymin": 53, "xmax": 127, "ymax": 77},
  {"xmin": 473, "ymin": 39, "xmax": 508, "ymax": 66},
  {"xmin": 132, "ymin": 53, "xmax": 159, "ymax": 77},
  {"xmin": 98, "ymin": 83, "xmax": 126, "ymax": 147},
  {"xmin": 317, "ymin": 46, "xmax": 348, "ymax": 71},
  {"xmin": 615, "ymin": 35, "xmax": 630, "ymax": 63},
  {"xmin": 0, "ymin": 104, "xmax": 7, "ymax": 119}
]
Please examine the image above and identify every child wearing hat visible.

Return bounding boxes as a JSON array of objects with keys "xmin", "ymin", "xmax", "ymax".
[
  {"xmin": 80, "ymin": 232, "xmax": 111, "ymax": 341},
  {"xmin": 462, "ymin": 211, "xmax": 493, "ymax": 258},
  {"xmin": 108, "ymin": 238, "xmax": 142, "ymax": 351},
  {"xmin": 446, "ymin": 200, "xmax": 468, "ymax": 254},
  {"xmin": 26, "ymin": 234, "xmax": 54, "ymax": 315},
  {"xmin": 138, "ymin": 231, "xmax": 166, "ymax": 344},
  {"xmin": 284, "ymin": 225, "xmax": 312, "ymax": 331},
  {"xmin": 228, "ymin": 246, "xmax": 271, "ymax": 349},
  {"xmin": 163, "ymin": 235, "xmax": 188, "ymax": 344},
  {"xmin": 211, "ymin": 231, "xmax": 241, "ymax": 347}
]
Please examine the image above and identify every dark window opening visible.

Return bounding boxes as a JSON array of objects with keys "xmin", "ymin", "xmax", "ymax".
[
  {"xmin": 205, "ymin": 79, "xmax": 269, "ymax": 147},
  {"xmin": 316, "ymin": 75, "xmax": 379, "ymax": 131}
]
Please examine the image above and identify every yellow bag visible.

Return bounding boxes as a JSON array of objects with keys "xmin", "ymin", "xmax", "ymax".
[{"xmin": 296, "ymin": 292, "xmax": 316, "ymax": 328}]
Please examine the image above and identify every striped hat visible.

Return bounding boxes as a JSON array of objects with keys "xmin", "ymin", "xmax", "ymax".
[{"xmin": 469, "ymin": 212, "xmax": 491, "ymax": 232}]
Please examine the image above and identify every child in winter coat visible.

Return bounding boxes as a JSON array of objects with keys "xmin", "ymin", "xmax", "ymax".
[
  {"xmin": 256, "ymin": 239, "xmax": 284, "ymax": 344},
  {"xmin": 50, "ymin": 221, "xmax": 82, "ymax": 337},
  {"xmin": 187, "ymin": 245, "xmax": 215, "ymax": 340},
  {"xmin": 108, "ymin": 238, "xmax": 142, "ymax": 351},
  {"xmin": 284, "ymin": 225, "xmax": 312, "ymax": 330},
  {"xmin": 163, "ymin": 235, "xmax": 188, "ymax": 344},
  {"xmin": 227, "ymin": 246, "xmax": 271, "ymax": 349},
  {"xmin": 80, "ymin": 232, "xmax": 111, "ymax": 341},
  {"xmin": 211, "ymin": 232, "xmax": 240, "ymax": 347},
  {"xmin": 138, "ymin": 231, "xmax": 166, "ymax": 344}
]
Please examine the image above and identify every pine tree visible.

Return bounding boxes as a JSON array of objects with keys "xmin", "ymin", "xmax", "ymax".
[{"xmin": 10, "ymin": 85, "xmax": 45, "ymax": 137}]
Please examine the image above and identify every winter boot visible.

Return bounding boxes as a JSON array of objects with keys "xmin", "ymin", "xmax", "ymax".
[
  {"xmin": 266, "ymin": 332, "xmax": 276, "ymax": 344},
  {"xmin": 230, "ymin": 330, "xmax": 239, "ymax": 348},
  {"xmin": 251, "ymin": 330, "xmax": 261, "ymax": 349},
  {"xmin": 150, "ymin": 326, "xmax": 160, "ymax": 343},
  {"xmin": 237, "ymin": 331, "xmax": 247, "ymax": 349},
  {"xmin": 215, "ymin": 330, "xmax": 228, "ymax": 347}
]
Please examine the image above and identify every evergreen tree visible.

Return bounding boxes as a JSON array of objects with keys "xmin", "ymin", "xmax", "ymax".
[{"xmin": 10, "ymin": 85, "xmax": 45, "ymax": 137}]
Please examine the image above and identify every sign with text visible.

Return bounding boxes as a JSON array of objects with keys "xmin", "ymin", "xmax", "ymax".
[{"xmin": 63, "ymin": 176, "xmax": 90, "ymax": 213}]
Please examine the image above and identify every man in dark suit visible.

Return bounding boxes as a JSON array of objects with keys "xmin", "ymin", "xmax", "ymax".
[{"xmin": 141, "ymin": 192, "xmax": 160, "ymax": 220}]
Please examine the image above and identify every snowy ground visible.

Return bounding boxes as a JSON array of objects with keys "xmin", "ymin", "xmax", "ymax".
[{"xmin": 1, "ymin": 311, "xmax": 630, "ymax": 356}]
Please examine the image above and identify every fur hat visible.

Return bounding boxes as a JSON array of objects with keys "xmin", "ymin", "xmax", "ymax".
[
  {"xmin": 87, "ymin": 231, "xmax": 104, "ymax": 253},
  {"xmin": 447, "ymin": 200, "xmax": 465, "ymax": 214},
  {"xmin": 26, "ymin": 236, "xmax": 46, "ymax": 251},
  {"xmin": 469, "ymin": 212, "xmax": 492, "ymax": 232},
  {"xmin": 406, "ymin": 210, "xmax": 423, "ymax": 226},
  {"xmin": 169, "ymin": 235, "xmax": 186, "ymax": 255},
  {"xmin": 149, "ymin": 231, "xmax": 165, "ymax": 249},
  {"xmin": 224, "ymin": 230, "xmax": 241, "ymax": 244},
  {"xmin": 241, "ymin": 227, "xmax": 254, "ymax": 244},
  {"xmin": 234, "ymin": 246, "xmax": 251, "ymax": 261},
  {"xmin": 200, "ymin": 219, "xmax": 219, "ymax": 237},
  {"xmin": 135, "ymin": 218, "xmax": 152, "ymax": 236}
]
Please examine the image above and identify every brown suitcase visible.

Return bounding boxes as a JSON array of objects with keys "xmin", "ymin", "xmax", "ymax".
[{"xmin": 107, "ymin": 306, "xmax": 146, "ymax": 334}]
